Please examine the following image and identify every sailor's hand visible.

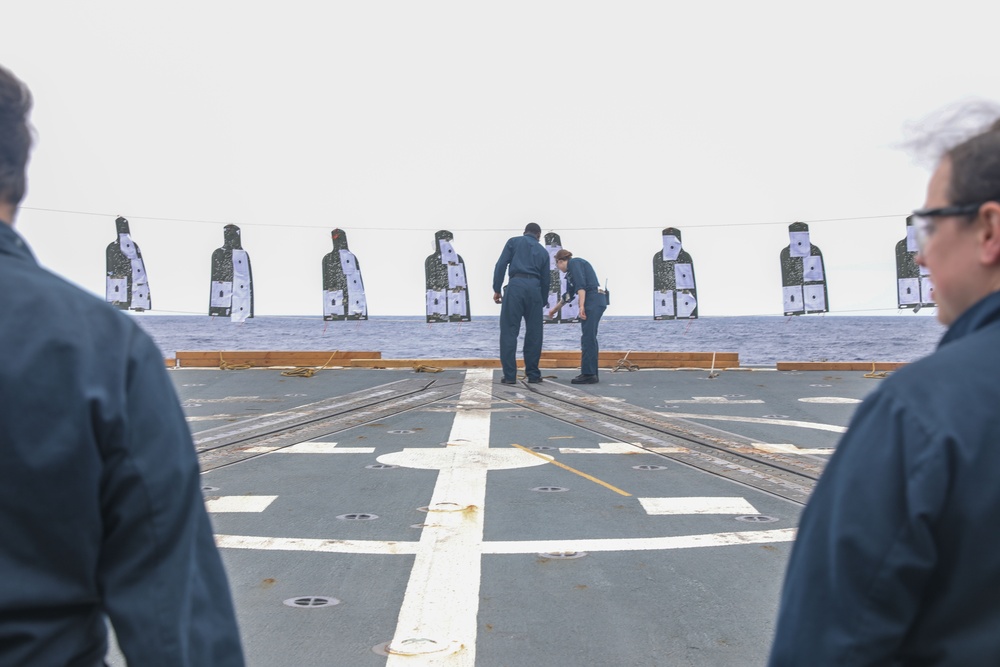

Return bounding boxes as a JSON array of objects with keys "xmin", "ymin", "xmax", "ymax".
[
  {"xmin": 493, "ymin": 292, "xmax": 502, "ymax": 304},
  {"xmin": 579, "ymin": 311, "xmax": 587, "ymax": 320}
]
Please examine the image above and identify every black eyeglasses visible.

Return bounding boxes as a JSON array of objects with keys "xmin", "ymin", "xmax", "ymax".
[{"xmin": 909, "ymin": 202, "xmax": 985, "ymax": 252}]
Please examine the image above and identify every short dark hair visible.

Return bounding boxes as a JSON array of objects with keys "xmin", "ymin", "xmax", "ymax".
[
  {"xmin": 554, "ymin": 248, "xmax": 572, "ymax": 261},
  {"xmin": 947, "ymin": 118, "xmax": 1000, "ymax": 207},
  {"xmin": 524, "ymin": 222, "xmax": 542, "ymax": 236},
  {"xmin": 0, "ymin": 65, "xmax": 33, "ymax": 207}
]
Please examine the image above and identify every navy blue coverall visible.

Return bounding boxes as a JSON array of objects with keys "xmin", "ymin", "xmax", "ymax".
[
  {"xmin": 770, "ymin": 290, "xmax": 1000, "ymax": 665},
  {"xmin": 563, "ymin": 256, "xmax": 607, "ymax": 377},
  {"xmin": 0, "ymin": 223, "xmax": 244, "ymax": 666},
  {"xmin": 493, "ymin": 232, "xmax": 550, "ymax": 381}
]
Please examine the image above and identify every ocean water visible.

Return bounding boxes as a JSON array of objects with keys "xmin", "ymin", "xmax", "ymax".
[{"xmin": 131, "ymin": 314, "xmax": 946, "ymax": 367}]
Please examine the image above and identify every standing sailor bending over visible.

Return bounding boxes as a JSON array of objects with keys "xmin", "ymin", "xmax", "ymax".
[{"xmin": 549, "ymin": 248, "xmax": 608, "ymax": 384}]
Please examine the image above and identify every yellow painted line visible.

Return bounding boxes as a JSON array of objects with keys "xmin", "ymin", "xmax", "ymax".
[{"xmin": 511, "ymin": 443, "xmax": 632, "ymax": 497}]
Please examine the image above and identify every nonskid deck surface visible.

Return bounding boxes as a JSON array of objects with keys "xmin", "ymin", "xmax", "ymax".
[{"xmin": 108, "ymin": 366, "xmax": 878, "ymax": 666}]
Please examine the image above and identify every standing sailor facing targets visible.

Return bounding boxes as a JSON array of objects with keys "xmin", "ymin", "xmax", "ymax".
[
  {"xmin": 549, "ymin": 248, "xmax": 609, "ymax": 384},
  {"xmin": 493, "ymin": 222, "xmax": 550, "ymax": 384},
  {"xmin": 425, "ymin": 229, "xmax": 471, "ymax": 323},
  {"xmin": 770, "ymin": 107, "xmax": 1000, "ymax": 665},
  {"xmin": 209, "ymin": 224, "xmax": 254, "ymax": 322},
  {"xmin": 322, "ymin": 228, "xmax": 367, "ymax": 320},
  {"xmin": 105, "ymin": 215, "xmax": 151, "ymax": 312}
]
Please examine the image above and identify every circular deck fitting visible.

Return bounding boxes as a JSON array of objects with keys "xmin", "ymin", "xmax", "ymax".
[
  {"xmin": 201, "ymin": 486, "xmax": 219, "ymax": 493},
  {"xmin": 632, "ymin": 464, "xmax": 667, "ymax": 471},
  {"xmin": 735, "ymin": 515, "xmax": 780, "ymax": 523},
  {"xmin": 387, "ymin": 429, "xmax": 415, "ymax": 434},
  {"xmin": 538, "ymin": 551, "xmax": 587, "ymax": 559},
  {"xmin": 532, "ymin": 486, "xmax": 569, "ymax": 493},
  {"xmin": 762, "ymin": 414, "xmax": 789, "ymax": 419},
  {"xmin": 373, "ymin": 637, "xmax": 459, "ymax": 657},
  {"xmin": 283, "ymin": 596, "xmax": 340, "ymax": 609},
  {"xmin": 336, "ymin": 513, "xmax": 379, "ymax": 521},
  {"xmin": 365, "ymin": 463, "xmax": 398, "ymax": 469},
  {"xmin": 530, "ymin": 445, "xmax": 555, "ymax": 451}
]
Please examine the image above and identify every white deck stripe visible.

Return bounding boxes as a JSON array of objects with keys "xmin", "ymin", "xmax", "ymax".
[
  {"xmin": 558, "ymin": 442, "xmax": 640, "ymax": 454},
  {"xmin": 638, "ymin": 497, "xmax": 759, "ymax": 515},
  {"xmin": 205, "ymin": 495, "xmax": 278, "ymax": 513},
  {"xmin": 385, "ymin": 368, "xmax": 494, "ymax": 664},
  {"xmin": 484, "ymin": 528, "xmax": 796, "ymax": 554},
  {"xmin": 245, "ymin": 442, "xmax": 376, "ymax": 454},
  {"xmin": 660, "ymin": 412, "xmax": 847, "ymax": 433},
  {"xmin": 214, "ymin": 527, "xmax": 796, "ymax": 554}
]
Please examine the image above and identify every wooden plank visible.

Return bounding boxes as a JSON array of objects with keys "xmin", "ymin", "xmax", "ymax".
[
  {"xmin": 176, "ymin": 351, "xmax": 381, "ymax": 368},
  {"xmin": 349, "ymin": 359, "xmax": 503, "ymax": 369},
  {"xmin": 776, "ymin": 362, "xmax": 906, "ymax": 371},
  {"xmin": 539, "ymin": 351, "xmax": 738, "ymax": 362}
]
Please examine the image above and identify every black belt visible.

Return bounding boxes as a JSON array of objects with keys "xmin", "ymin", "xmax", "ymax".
[{"xmin": 511, "ymin": 273, "xmax": 536, "ymax": 279}]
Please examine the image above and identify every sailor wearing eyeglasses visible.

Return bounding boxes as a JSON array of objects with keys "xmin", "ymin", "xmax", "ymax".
[{"xmin": 771, "ymin": 108, "xmax": 1000, "ymax": 665}]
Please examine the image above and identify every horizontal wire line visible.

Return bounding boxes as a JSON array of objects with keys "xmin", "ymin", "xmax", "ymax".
[{"xmin": 21, "ymin": 205, "xmax": 906, "ymax": 232}]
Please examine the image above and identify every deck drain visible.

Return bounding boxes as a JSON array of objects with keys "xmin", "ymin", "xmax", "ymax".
[
  {"xmin": 530, "ymin": 445, "xmax": 555, "ymax": 451},
  {"xmin": 201, "ymin": 486, "xmax": 219, "ymax": 492},
  {"xmin": 735, "ymin": 515, "xmax": 780, "ymax": 523},
  {"xmin": 283, "ymin": 596, "xmax": 340, "ymax": 608},
  {"xmin": 538, "ymin": 551, "xmax": 587, "ymax": 559},
  {"xmin": 532, "ymin": 486, "xmax": 568, "ymax": 493},
  {"xmin": 388, "ymin": 429, "xmax": 415, "ymax": 434},
  {"xmin": 365, "ymin": 463, "xmax": 398, "ymax": 469},
  {"xmin": 336, "ymin": 513, "xmax": 379, "ymax": 521},
  {"xmin": 632, "ymin": 464, "xmax": 667, "ymax": 470},
  {"xmin": 762, "ymin": 414, "xmax": 788, "ymax": 419}
]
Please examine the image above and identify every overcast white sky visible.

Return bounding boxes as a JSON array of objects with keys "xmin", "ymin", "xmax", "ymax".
[{"xmin": 5, "ymin": 1, "xmax": 1000, "ymax": 318}]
